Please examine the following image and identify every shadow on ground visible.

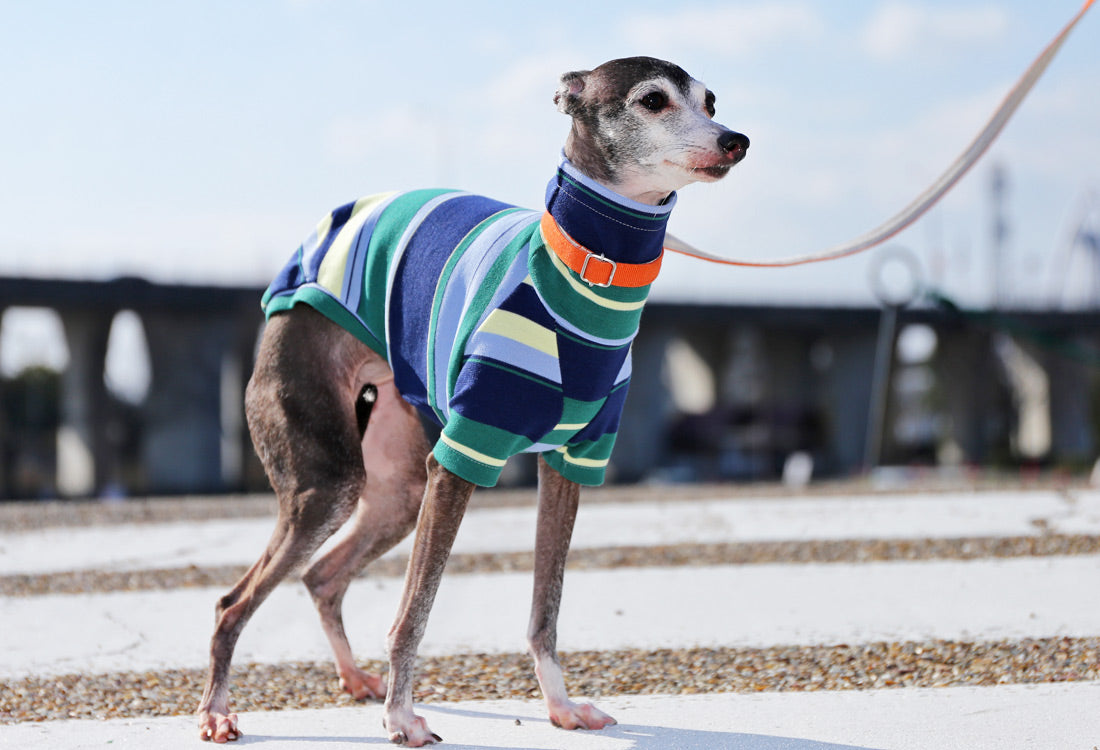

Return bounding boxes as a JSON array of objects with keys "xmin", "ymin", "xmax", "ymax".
[{"xmin": 416, "ymin": 703, "xmax": 882, "ymax": 750}]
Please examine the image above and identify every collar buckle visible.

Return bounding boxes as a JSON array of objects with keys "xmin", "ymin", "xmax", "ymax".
[{"xmin": 579, "ymin": 252, "xmax": 617, "ymax": 287}]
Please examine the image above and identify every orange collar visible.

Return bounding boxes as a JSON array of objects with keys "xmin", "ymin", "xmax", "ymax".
[{"xmin": 539, "ymin": 211, "xmax": 663, "ymax": 288}]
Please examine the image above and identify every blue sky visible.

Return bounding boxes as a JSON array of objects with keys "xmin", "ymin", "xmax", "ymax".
[{"xmin": 1, "ymin": 0, "xmax": 1098, "ymax": 311}]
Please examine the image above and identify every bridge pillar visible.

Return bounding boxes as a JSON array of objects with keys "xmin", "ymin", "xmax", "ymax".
[
  {"xmin": 818, "ymin": 329, "xmax": 877, "ymax": 475},
  {"xmin": 1042, "ymin": 342, "xmax": 1096, "ymax": 465},
  {"xmin": 935, "ymin": 329, "xmax": 1012, "ymax": 465},
  {"xmin": 141, "ymin": 312, "xmax": 231, "ymax": 494},
  {"xmin": 57, "ymin": 310, "xmax": 114, "ymax": 496}
]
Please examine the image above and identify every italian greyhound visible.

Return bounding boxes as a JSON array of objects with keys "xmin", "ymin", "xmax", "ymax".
[{"xmin": 196, "ymin": 56, "xmax": 748, "ymax": 746}]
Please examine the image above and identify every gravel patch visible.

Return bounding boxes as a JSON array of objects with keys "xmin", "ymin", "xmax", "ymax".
[
  {"xmin": 4, "ymin": 534, "xmax": 1099, "ymax": 597},
  {"xmin": 2, "ymin": 637, "xmax": 1095, "ymax": 724}
]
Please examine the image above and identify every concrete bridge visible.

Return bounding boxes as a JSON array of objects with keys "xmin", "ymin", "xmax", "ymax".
[
  {"xmin": 0, "ymin": 277, "xmax": 262, "ymax": 497},
  {"xmin": 2, "ymin": 275, "xmax": 1098, "ymax": 498}
]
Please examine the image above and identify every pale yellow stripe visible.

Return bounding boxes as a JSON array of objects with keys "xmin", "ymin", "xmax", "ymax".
[
  {"xmin": 479, "ymin": 309, "xmax": 558, "ymax": 357},
  {"xmin": 554, "ymin": 422, "xmax": 588, "ymax": 431},
  {"xmin": 316, "ymin": 193, "xmax": 395, "ymax": 294},
  {"xmin": 555, "ymin": 446, "xmax": 610, "ymax": 468},
  {"xmin": 546, "ymin": 249, "xmax": 646, "ymax": 312},
  {"xmin": 313, "ymin": 213, "xmax": 334, "ymax": 247},
  {"xmin": 440, "ymin": 433, "xmax": 508, "ymax": 467}
]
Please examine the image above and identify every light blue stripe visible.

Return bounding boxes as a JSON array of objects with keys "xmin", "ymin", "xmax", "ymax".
[
  {"xmin": 295, "ymin": 282, "xmax": 372, "ymax": 331},
  {"xmin": 531, "ymin": 279, "xmax": 638, "ymax": 349},
  {"xmin": 462, "ymin": 239, "xmax": 538, "ymax": 342},
  {"xmin": 614, "ymin": 347, "xmax": 632, "ymax": 384},
  {"xmin": 464, "ymin": 332, "xmax": 561, "ymax": 385},
  {"xmin": 383, "ymin": 192, "xmax": 470, "ymax": 368},
  {"xmin": 432, "ymin": 210, "xmax": 540, "ymax": 416},
  {"xmin": 523, "ymin": 441, "xmax": 563, "ymax": 454}
]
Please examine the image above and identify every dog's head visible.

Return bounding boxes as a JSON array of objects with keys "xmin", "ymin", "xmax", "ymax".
[{"xmin": 555, "ymin": 56, "xmax": 748, "ymax": 204}]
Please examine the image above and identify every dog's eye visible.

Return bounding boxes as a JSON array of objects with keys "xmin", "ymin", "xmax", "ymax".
[
  {"xmin": 704, "ymin": 91, "xmax": 716, "ymax": 117},
  {"xmin": 639, "ymin": 91, "xmax": 668, "ymax": 112}
]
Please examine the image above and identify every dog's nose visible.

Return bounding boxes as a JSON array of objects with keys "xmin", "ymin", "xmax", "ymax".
[{"xmin": 718, "ymin": 130, "xmax": 750, "ymax": 159}]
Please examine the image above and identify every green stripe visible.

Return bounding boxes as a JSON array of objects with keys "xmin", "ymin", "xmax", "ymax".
[
  {"xmin": 527, "ymin": 232, "xmax": 648, "ymax": 341},
  {"xmin": 443, "ymin": 413, "xmax": 534, "ymax": 457},
  {"xmin": 541, "ymin": 444, "xmax": 611, "ymax": 486},
  {"xmin": 435, "ymin": 413, "xmax": 535, "ymax": 487},
  {"xmin": 263, "ymin": 289, "xmax": 386, "ymax": 357},
  {"xmin": 433, "ymin": 441, "xmax": 503, "ymax": 487},
  {"xmin": 541, "ymin": 396, "xmax": 604, "ymax": 444},
  {"xmin": 446, "ymin": 223, "xmax": 541, "ymax": 399},
  {"xmin": 559, "ymin": 396, "xmax": 604, "ymax": 426},
  {"xmin": 359, "ymin": 189, "xmax": 456, "ymax": 349}
]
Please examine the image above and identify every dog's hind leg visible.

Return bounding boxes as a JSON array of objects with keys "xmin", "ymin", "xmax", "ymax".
[
  {"xmin": 302, "ymin": 379, "xmax": 430, "ymax": 701},
  {"xmin": 197, "ymin": 309, "xmax": 371, "ymax": 743},
  {"xmin": 528, "ymin": 457, "xmax": 616, "ymax": 731}
]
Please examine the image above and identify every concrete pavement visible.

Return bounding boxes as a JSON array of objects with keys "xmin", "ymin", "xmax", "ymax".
[{"xmin": 2, "ymin": 485, "xmax": 1099, "ymax": 748}]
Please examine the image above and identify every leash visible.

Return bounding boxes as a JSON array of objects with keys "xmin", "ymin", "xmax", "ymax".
[{"xmin": 663, "ymin": 0, "xmax": 1097, "ymax": 269}]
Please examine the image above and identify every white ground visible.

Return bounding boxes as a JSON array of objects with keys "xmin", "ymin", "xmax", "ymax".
[{"xmin": 2, "ymin": 486, "xmax": 1099, "ymax": 749}]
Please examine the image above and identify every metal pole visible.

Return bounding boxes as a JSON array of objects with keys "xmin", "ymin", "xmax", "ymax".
[
  {"xmin": 864, "ymin": 246, "xmax": 923, "ymax": 472},
  {"xmin": 864, "ymin": 304, "xmax": 898, "ymax": 471}
]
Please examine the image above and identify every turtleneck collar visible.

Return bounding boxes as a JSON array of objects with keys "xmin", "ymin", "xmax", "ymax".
[{"xmin": 544, "ymin": 154, "xmax": 676, "ymax": 266}]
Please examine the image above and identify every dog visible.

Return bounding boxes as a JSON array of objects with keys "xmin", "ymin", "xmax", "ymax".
[{"xmin": 196, "ymin": 56, "xmax": 748, "ymax": 746}]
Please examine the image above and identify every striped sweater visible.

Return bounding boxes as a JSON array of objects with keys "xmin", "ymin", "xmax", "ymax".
[{"xmin": 262, "ymin": 156, "xmax": 675, "ymax": 487}]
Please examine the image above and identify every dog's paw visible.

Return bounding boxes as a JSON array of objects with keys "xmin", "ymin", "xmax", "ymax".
[
  {"xmin": 548, "ymin": 699, "xmax": 616, "ymax": 731},
  {"xmin": 383, "ymin": 710, "xmax": 441, "ymax": 746},
  {"xmin": 197, "ymin": 710, "xmax": 242, "ymax": 743},
  {"xmin": 339, "ymin": 666, "xmax": 387, "ymax": 701}
]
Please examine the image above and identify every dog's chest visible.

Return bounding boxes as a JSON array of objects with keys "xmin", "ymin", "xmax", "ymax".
[{"xmin": 383, "ymin": 195, "xmax": 634, "ymax": 441}]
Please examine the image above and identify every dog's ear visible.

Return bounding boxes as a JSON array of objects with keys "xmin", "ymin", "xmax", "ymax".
[{"xmin": 554, "ymin": 70, "xmax": 589, "ymax": 115}]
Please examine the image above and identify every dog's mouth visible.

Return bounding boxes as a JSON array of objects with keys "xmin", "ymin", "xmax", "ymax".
[
  {"xmin": 671, "ymin": 150, "xmax": 744, "ymax": 181},
  {"xmin": 695, "ymin": 164, "xmax": 732, "ymax": 180}
]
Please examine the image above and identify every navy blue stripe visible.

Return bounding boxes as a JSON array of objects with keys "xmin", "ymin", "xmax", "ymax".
[
  {"xmin": 450, "ymin": 359, "xmax": 562, "ymax": 442},
  {"xmin": 263, "ymin": 246, "xmax": 307, "ymax": 307},
  {"xmin": 557, "ymin": 332, "xmax": 630, "ymax": 402},
  {"xmin": 388, "ymin": 194, "xmax": 515, "ymax": 410},
  {"xmin": 543, "ymin": 168, "xmax": 669, "ymax": 264},
  {"xmin": 495, "ymin": 280, "xmax": 557, "ymax": 327}
]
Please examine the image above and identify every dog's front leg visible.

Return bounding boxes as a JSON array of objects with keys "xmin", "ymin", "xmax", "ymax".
[
  {"xmin": 383, "ymin": 455, "xmax": 475, "ymax": 746},
  {"xmin": 528, "ymin": 457, "xmax": 617, "ymax": 731}
]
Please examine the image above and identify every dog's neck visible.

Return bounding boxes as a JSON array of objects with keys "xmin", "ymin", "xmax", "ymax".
[
  {"xmin": 563, "ymin": 132, "xmax": 675, "ymax": 207},
  {"xmin": 544, "ymin": 154, "xmax": 674, "ymax": 268},
  {"xmin": 530, "ymin": 155, "xmax": 674, "ymax": 343}
]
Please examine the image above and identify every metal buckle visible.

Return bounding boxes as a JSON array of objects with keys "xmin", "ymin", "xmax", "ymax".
[{"xmin": 579, "ymin": 253, "xmax": 616, "ymax": 287}]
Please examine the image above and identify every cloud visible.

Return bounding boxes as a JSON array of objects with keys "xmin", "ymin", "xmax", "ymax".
[
  {"xmin": 861, "ymin": 3, "xmax": 1010, "ymax": 62},
  {"xmin": 620, "ymin": 3, "xmax": 825, "ymax": 59}
]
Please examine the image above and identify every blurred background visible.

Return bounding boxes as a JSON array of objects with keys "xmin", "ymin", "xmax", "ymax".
[{"xmin": 1, "ymin": 0, "xmax": 1098, "ymax": 499}]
